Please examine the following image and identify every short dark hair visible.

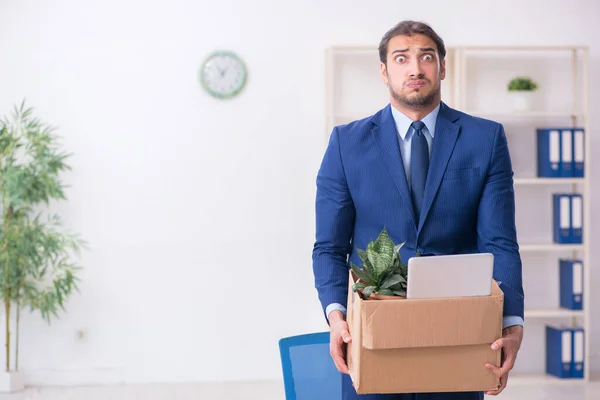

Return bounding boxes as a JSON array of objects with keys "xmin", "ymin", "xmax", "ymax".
[{"xmin": 378, "ymin": 20, "xmax": 446, "ymax": 65}]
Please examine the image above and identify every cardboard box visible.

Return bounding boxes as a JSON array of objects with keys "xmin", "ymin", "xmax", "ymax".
[{"xmin": 346, "ymin": 271, "xmax": 504, "ymax": 394}]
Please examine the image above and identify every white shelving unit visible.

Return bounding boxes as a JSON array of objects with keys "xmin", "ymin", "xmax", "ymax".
[{"xmin": 325, "ymin": 44, "xmax": 591, "ymax": 383}]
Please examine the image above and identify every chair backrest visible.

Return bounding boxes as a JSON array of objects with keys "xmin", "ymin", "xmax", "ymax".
[{"xmin": 279, "ymin": 332, "xmax": 342, "ymax": 400}]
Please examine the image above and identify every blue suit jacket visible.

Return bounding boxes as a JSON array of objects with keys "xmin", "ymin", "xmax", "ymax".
[{"xmin": 312, "ymin": 102, "xmax": 524, "ymax": 321}]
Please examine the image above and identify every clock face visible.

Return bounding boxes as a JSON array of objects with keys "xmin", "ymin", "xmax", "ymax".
[{"xmin": 199, "ymin": 51, "xmax": 247, "ymax": 99}]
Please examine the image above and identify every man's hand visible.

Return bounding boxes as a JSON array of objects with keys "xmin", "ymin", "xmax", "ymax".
[
  {"xmin": 484, "ymin": 325, "xmax": 524, "ymax": 395},
  {"xmin": 329, "ymin": 310, "xmax": 352, "ymax": 374}
]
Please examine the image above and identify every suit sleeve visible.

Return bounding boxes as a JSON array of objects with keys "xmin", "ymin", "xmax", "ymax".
[
  {"xmin": 476, "ymin": 123, "xmax": 525, "ymax": 320},
  {"xmin": 312, "ymin": 127, "xmax": 356, "ymax": 320}
]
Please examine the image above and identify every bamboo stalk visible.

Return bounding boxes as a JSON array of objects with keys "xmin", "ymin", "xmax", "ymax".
[
  {"xmin": 3, "ymin": 206, "xmax": 12, "ymax": 372},
  {"xmin": 4, "ymin": 298, "xmax": 8, "ymax": 372},
  {"xmin": 15, "ymin": 299, "xmax": 19, "ymax": 372}
]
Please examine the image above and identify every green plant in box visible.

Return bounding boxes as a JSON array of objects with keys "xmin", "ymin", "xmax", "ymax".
[{"xmin": 350, "ymin": 228, "xmax": 408, "ymax": 298}]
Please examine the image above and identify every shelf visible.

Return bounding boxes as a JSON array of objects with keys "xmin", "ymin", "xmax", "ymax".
[
  {"xmin": 514, "ymin": 178, "xmax": 584, "ymax": 185},
  {"xmin": 462, "ymin": 110, "xmax": 584, "ymax": 118},
  {"xmin": 328, "ymin": 44, "xmax": 591, "ymax": 384},
  {"xmin": 459, "ymin": 45, "xmax": 587, "ymax": 51},
  {"xmin": 524, "ymin": 308, "xmax": 584, "ymax": 318},
  {"xmin": 509, "ymin": 373, "xmax": 586, "ymax": 385},
  {"xmin": 519, "ymin": 244, "xmax": 583, "ymax": 252},
  {"xmin": 329, "ymin": 46, "xmax": 377, "ymax": 54},
  {"xmin": 331, "ymin": 111, "xmax": 584, "ymax": 125}
]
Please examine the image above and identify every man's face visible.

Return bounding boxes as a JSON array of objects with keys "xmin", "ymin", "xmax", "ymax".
[{"xmin": 380, "ymin": 34, "xmax": 446, "ymax": 109}]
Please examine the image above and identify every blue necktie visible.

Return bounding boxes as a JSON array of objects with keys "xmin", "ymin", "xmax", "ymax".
[{"xmin": 410, "ymin": 121, "xmax": 428, "ymax": 223}]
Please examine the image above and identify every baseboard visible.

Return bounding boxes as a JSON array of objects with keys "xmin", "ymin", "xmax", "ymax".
[
  {"xmin": 24, "ymin": 370, "xmax": 283, "ymax": 391},
  {"xmin": 21, "ymin": 376, "xmax": 284, "ymax": 400},
  {"xmin": 24, "ymin": 367, "xmax": 126, "ymax": 387}
]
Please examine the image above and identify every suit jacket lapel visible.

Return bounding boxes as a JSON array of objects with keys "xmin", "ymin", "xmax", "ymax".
[
  {"xmin": 372, "ymin": 105, "xmax": 417, "ymax": 229},
  {"xmin": 418, "ymin": 102, "xmax": 460, "ymax": 233}
]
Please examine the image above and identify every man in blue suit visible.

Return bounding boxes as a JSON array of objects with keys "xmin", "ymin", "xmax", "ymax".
[{"xmin": 312, "ymin": 20, "xmax": 525, "ymax": 399}]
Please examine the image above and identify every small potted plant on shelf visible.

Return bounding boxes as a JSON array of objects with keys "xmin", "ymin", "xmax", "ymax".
[
  {"xmin": 350, "ymin": 228, "xmax": 410, "ymax": 300},
  {"xmin": 507, "ymin": 76, "xmax": 539, "ymax": 112}
]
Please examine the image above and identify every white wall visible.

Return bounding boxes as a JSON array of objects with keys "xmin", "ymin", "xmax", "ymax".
[{"xmin": 0, "ymin": 0, "xmax": 598, "ymax": 386}]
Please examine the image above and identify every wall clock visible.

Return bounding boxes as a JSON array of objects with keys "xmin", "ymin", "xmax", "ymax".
[{"xmin": 199, "ymin": 50, "xmax": 248, "ymax": 99}]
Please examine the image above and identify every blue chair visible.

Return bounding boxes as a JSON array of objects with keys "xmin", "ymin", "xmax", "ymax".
[{"xmin": 279, "ymin": 332, "xmax": 343, "ymax": 399}]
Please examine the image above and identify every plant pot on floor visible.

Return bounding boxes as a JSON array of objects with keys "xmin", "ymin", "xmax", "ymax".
[{"xmin": 0, "ymin": 371, "xmax": 24, "ymax": 393}]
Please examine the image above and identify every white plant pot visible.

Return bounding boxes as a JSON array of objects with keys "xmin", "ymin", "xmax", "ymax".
[
  {"xmin": 0, "ymin": 371, "xmax": 24, "ymax": 393},
  {"xmin": 511, "ymin": 91, "xmax": 534, "ymax": 112}
]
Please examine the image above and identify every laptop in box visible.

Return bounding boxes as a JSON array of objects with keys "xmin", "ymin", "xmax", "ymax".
[{"xmin": 406, "ymin": 253, "xmax": 494, "ymax": 299}]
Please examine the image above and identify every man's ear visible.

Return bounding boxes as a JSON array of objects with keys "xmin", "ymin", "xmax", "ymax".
[
  {"xmin": 440, "ymin": 58, "xmax": 446, "ymax": 80},
  {"xmin": 380, "ymin": 62, "xmax": 388, "ymax": 85}
]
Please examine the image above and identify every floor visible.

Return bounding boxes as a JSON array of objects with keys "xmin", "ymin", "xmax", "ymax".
[{"xmin": 0, "ymin": 380, "xmax": 599, "ymax": 400}]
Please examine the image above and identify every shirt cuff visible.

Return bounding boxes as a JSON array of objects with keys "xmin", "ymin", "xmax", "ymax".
[
  {"xmin": 503, "ymin": 315, "xmax": 524, "ymax": 330},
  {"xmin": 326, "ymin": 303, "xmax": 347, "ymax": 321}
]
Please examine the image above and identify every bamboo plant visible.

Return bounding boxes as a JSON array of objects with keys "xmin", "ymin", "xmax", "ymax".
[{"xmin": 0, "ymin": 101, "xmax": 84, "ymax": 372}]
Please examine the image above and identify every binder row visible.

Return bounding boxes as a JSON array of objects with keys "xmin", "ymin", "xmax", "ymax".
[
  {"xmin": 546, "ymin": 325, "xmax": 585, "ymax": 379},
  {"xmin": 553, "ymin": 194, "xmax": 583, "ymax": 244},
  {"xmin": 537, "ymin": 128, "xmax": 585, "ymax": 177},
  {"xmin": 546, "ymin": 260, "xmax": 584, "ymax": 379},
  {"xmin": 536, "ymin": 129, "xmax": 586, "ymax": 380}
]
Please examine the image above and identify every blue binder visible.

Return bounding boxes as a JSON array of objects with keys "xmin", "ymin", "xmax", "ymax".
[
  {"xmin": 546, "ymin": 325, "xmax": 572, "ymax": 378},
  {"xmin": 553, "ymin": 194, "xmax": 571, "ymax": 243},
  {"xmin": 570, "ymin": 194, "xmax": 583, "ymax": 244},
  {"xmin": 559, "ymin": 259, "xmax": 583, "ymax": 310},
  {"xmin": 572, "ymin": 128, "xmax": 585, "ymax": 177},
  {"xmin": 560, "ymin": 129, "xmax": 573, "ymax": 177},
  {"xmin": 571, "ymin": 326, "xmax": 585, "ymax": 378},
  {"xmin": 537, "ymin": 128, "xmax": 561, "ymax": 177}
]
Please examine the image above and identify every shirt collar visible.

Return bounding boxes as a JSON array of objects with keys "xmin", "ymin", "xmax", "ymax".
[{"xmin": 390, "ymin": 102, "xmax": 441, "ymax": 140}]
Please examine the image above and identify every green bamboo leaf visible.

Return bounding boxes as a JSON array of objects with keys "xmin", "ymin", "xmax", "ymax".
[{"xmin": 0, "ymin": 100, "xmax": 85, "ymax": 332}]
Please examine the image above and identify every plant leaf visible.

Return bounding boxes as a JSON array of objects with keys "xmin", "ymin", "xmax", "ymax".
[
  {"xmin": 392, "ymin": 242, "xmax": 405, "ymax": 265},
  {"xmin": 392, "ymin": 288, "xmax": 406, "ymax": 296},
  {"xmin": 350, "ymin": 262, "xmax": 373, "ymax": 284},
  {"xmin": 374, "ymin": 228, "xmax": 394, "ymax": 267},
  {"xmin": 352, "ymin": 282, "xmax": 367, "ymax": 292},
  {"xmin": 377, "ymin": 288, "xmax": 393, "ymax": 296},
  {"xmin": 360, "ymin": 249, "xmax": 375, "ymax": 277},
  {"xmin": 363, "ymin": 286, "xmax": 375, "ymax": 298},
  {"xmin": 381, "ymin": 273, "xmax": 405, "ymax": 289},
  {"xmin": 370, "ymin": 252, "xmax": 388, "ymax": 279},
  {"xmin": 357, "ymin": 248, "xmax": 369, "ymax": 264},
  {"xmin": 393, "ymin": 242, "xmax": 405, "ymax": 256},
  {"xmin": 400, "ymin": 263, "xmax": 408, "ymax": 277}
]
